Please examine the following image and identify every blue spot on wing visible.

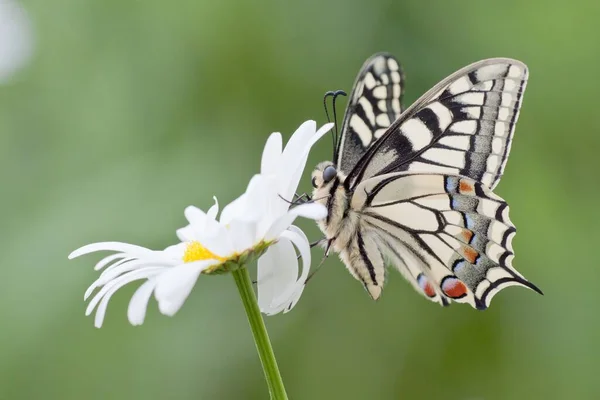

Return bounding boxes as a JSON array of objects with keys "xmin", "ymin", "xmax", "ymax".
[
  {"xmin": 453, "ymin": 259, "xmax": 466, "ymax": 274},
  {"xmin": 445, "ymin": 176, "xmax": 458, "ymax": 193},
  {"xmin": 465, "ymin": 214, "xmax": 474, "ymax": 229}
]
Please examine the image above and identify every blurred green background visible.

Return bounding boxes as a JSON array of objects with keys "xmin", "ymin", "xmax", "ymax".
[{"xmin": 1, "ymin": 0, "xmax": 597, "ymax": 399}]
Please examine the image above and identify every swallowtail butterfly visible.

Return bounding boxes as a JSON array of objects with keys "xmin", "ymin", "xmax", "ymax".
[{"xmin": 309, "ymin": 53, "xmax": 541, "ymax": 309}]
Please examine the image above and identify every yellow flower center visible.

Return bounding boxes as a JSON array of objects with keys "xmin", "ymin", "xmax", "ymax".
[{"xmin": 183, "ymin": 241, "xmax": 226, "ymax": 263}]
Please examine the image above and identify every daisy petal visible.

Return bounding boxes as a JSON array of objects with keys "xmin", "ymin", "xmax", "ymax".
[
  {"xmin": 240, "ymin": 174, "xmax": 270, "ymax": 222},
  {"xmin": 280, "ymin": 120, "xmax": 317, "ymax": 166},
  {"xmin": 162, "ymin": 243, "xmax": 187, "ymax": 260},
  {"xmin": 127, "ymin": 279, "xmax": 157, "ymax": 326},
  {"xmin": 93, "ymin": 260, "xmax": 162, "ymax": 295},
  {"xmin": 154, "ymin": 260, "xmax": 215, "ymax": 316},
  {"xmin": 94, "ymin": 253, "xmax": 127, "ymax": 271},
  {"xmin": 311, "ymin": 122, "xmax": 335, "ymax": 147},
  {"xmin": 280, "ymin": 122, "xmax": 334, "ymax": 201},
  {"xmin": 228, "ymin": 219, "xmax": 257, "ymax": 253},
  {"xmin": 264, "ymin": 203, "xmax": 327, "ymax": 241},
  {"xmin": 283, "ymin": 286, "xmax": 305, "ymax": 313},
  {"xmin": 269, "ymin": 228, "xmax": 311, "ymax": 310},
  {"xmin": 69, "ymin": 242, "xmax": 152, "ymax": 259},
  {"xmin": 86, "ymin": 259, "xmax": 134, "ymax": 300},
  {"xmin": 263, "ymin": 213, "xmax": 296, "ymax": 241},
  {"xmin": 220, "ymin": 193, "xmax": 247, "ymax": 225},
  {"xmin": 184, "ymin": 205, "xmax": 208, "ymax": 227},
  {"xmin": 261, "ymin": 132, "xmax": 282, "ymax": 176},
  {"xmin": 289, "ymin": 203, "xmax": 327, "ymax": 220},
  {"xmin": 88, "ymin": 267, "xmax": 163, "ymax": 327},
  {"xmin": 176, "ymin": 225, "xmax": 194, "ymax": 242},
  {"xmin": 257, "ymin": 238, "xmax": 298, "ymax": 314},
  {"xmin": 207, "ymin": 197, "xmax": 219, "ymax": 220}
]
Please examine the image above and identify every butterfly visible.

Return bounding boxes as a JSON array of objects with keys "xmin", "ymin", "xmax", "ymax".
[{"xmin": 308, "ymin": 53, "xmax": 542, "ymax": 309}]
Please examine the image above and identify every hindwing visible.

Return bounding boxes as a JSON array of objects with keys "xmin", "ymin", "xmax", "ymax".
[
  {"xmin": 351, "ymin": 172, "xmax": 541, "ymax": 309},
  {"xmin": 346, "ymin": 59, "xmax": 528, "ymax": 190},
  {"xmin": 336, "ymin": 53, "xmax": 404, "ymax": 175}
]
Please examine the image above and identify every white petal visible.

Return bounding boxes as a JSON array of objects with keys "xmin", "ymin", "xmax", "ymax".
[
  {"xmin": 279, "ymin": 122, "xmax": 334, "ymax": 201},
  {"xmin": 263, "ymin": 203, "xmax": 326, "ymax": 241},
  {"xmin": 94, "ymin": 253, "xmax": 127, "ymax": 271},
  {"xmin": 154, "ymin": 260, "xmax": 215, "ymax": 316},
  {"xmin": 86, "ymin": 266, "xmax": 162, "ymax": 314},
  {"xmin": 264, "ymin": 212, "xmax": 296, "ymax": 241},
  {"xmin": 269, "ymin": 228, "xmax": 311, "ymax": 309},
  {"xmin": 176, "ymin": 225, "xmax": 194, "ymax": 242},
  {"xmin": 280, "ymin": 120, "xmax": 317, "ymax": 165},
  {"xmin": 228, "ymin": 219, "xmax": 257, "ymax": 253},
  {"xmin": 184, "ymin": 215, "xmax": 235, "ymax": 258},
  {"xmin": 91, "ymin": 260, "xmax": 161, "ymax": 298},
  {"xmin": 184, "ymin": 203, "xmax": 227, "ymax": 242},
  {"xmin": 283, "ymin": 286, "xmax": 306, "ymax": 313},
  {"xmin": 207, "ymin": 197, "xmax": 219, "ymax": 220},
  {"xmin": 127, "ymin": 279, "xmax": 157, "ymax": 326},
  {"xmin": 312, "ymin": 122, "xmax": 335, "ymax": 147},
  {"xmin": 283, "ymin": 122, "xmax": 333, "ymax": 200},
  {"xmin": 69, "ymin": 242, "xmax": 152, "ymax": 259},
  {"xmin": 277, "ymin": 121, "xmax": 316, "ymax": 200},
  {"xmin": 239, "ymin": 174, "xmax": 270, "ymax": 222},
  {"xmin": 162, "ymin": 243, "xmax": 187, "ymax": 260},
  {"xmin": 290, "ymin": 203, "xmax": 327, "ymax": 220},
  {"xmin": 87, "ymin": 267, "xmax": 164, "ymax": 327},
  {"xmin": 261, "ymin": 132, "xmax": 283, "ymax": 175},
  {"xmin": 220, "ymin": 193, "xmax": 247, "ymax": 225},
  {"xmin": 257, "ymin": 238, "xmax": 298, "ymax": 313},
  {"xmin": 184, "ymin": 205, "xmax": 208, "ymax": 228},
  {"xmin": 85, "ymin": 258, "xmax": 134, "ymax": 300},
  {"xmin": 193, "ymin": 229, "xmax": 234, "ymax": 259}
]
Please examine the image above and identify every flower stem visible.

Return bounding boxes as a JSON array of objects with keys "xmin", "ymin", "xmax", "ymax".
[{"xmin": 232, "ymin": 267, "xmax": 288, "ymax": 400}]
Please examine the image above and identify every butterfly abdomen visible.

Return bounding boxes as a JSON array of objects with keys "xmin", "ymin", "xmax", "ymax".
[{"xmin": 338, "ymin": 226, "xmax": 386, "ymax": 300}]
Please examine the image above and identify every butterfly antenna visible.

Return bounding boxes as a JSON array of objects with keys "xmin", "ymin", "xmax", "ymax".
[
  {"xmin": 323, "ymin": 91, "xmax": 335, "ymax": 150},
  {"xmin": 331, "ymin": 90, "xmax": 347, "ymax": 158}
]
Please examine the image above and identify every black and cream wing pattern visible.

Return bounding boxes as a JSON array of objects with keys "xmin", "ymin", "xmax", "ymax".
[
  {"xmin": 351, "ymin": 172, "xmax": 541, "ymax": 309},
  {"xmin": 335, "ymin": 53, "xmax": 405, "ymax": 175},
  {"xmin": 346, "ymin": 58, "xmax": 527, "ymax": 190}
]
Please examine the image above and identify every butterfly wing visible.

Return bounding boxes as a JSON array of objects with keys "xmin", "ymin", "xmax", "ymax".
[
  {"xmin": 335, "ymin": 53, "xmax": 405, "ymax": 175},
  {"xmin": 350, "ymin": 172, "xmax": 541, "ymax": 309},
  {"xmin": 346, "ymin": 59, "xmax": 527, "ymax": 191}
]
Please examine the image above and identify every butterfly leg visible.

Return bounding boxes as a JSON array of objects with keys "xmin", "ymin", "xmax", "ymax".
[
  {"xmin": 294, "ymin": 238, "xmax": 327, "ymax": 263},
  {"xmin": 293, "ymin": 192, "xmax": 312, "ymax": 205},
  {"xmin": 305, "ymin": 238, "xmax": 335, "ymax": 283},
  {"xmin": 278, "ymin": 192, "xmax": 313, "ymax": 207}
]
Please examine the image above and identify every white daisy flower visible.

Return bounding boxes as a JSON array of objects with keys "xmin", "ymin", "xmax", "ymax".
[
  {"xmin": 69, "ymin": 121, "xmax": 333, "ymax": 327},
  {"xmin": 0, "ymin": 0, "xmax": 34, "ymax": 83},
  {"xmin": 254, "ymin": 120, "xmax": 334, "ymax": 315}
]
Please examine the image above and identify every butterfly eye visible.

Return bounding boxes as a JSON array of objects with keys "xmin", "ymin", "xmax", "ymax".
[
  {"xmin": 311, "ymin": 176, "xmax": 318, "ymax": 188},
  {"xmin": 322, "ymin": 165, "xmax": 337, "ymax": 183}
]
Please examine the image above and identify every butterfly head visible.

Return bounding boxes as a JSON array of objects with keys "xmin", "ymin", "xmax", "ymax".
[
  {"xmin": 311, "ymin": 161, "xmax": 338, "ymax": 189},
  {"xmin": 310, "ymin": 161, "xmax": 341, "ymax": 208}
]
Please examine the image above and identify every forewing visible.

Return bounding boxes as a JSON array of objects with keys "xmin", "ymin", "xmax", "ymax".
[
  {"xmin": 336, "ymin": 53, "xmax": 404, "ymax": 175},
  {"xmin": 346, "ymin": 59, "xmax": 528, "ymax": 190},
  {"xmin": 352, "ymin": 172, "xmax": 541, "ymax": 309}
]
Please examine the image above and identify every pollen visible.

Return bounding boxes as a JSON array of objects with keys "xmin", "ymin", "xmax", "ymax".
[{"xmin": 183, "ymin": 241, "xmax": 225, "ymax": 263}]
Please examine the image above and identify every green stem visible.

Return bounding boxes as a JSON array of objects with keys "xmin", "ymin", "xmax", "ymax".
[{"xmin": 232, "ymin": 267, "xmax": 288, "ymax": 400}]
